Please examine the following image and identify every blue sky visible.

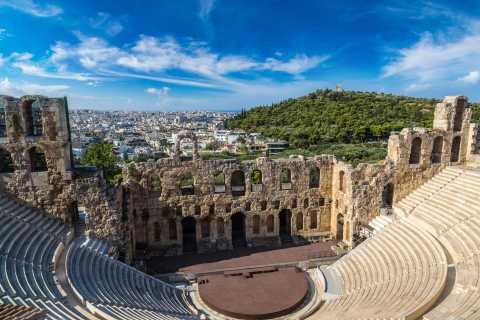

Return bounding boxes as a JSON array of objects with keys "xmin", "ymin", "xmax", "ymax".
[{"xmin": 1, "ymin": 0, "xmax": 480, "ymax": 110}]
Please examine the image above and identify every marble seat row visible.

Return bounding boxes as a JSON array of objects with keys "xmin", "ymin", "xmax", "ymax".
[
  {"xmin": 312, "ymin": 218, "xmax": 448, "ymax": 319},
  {"xmin": 402, "ymin": 167, "xmax": 480, "ymax": 320},
  {"xmin": 66, "ymin": 237, "xmax": 197, "ymax": 319}
]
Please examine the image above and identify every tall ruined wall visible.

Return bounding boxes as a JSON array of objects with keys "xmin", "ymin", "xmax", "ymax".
[
  {"xmin": 122, "ymin": 155, "xmax": 337, "ymax": 258},
  {"xmin": 387, "ymin": 96, "xmax": 473, "ymax": 201},
  {"xmin": 0, "ymin": 95, "xmax": 75, "ymax": 222}
]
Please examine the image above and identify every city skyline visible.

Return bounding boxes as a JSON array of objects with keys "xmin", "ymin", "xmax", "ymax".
[{"xmin": 1, "ymin": 0, "xmax": 480, "ymax": 110}]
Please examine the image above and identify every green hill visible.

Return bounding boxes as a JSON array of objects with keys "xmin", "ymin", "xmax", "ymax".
[{"xmin": 227, "ymin": 89, "xmax": 473, "ymax": 148}]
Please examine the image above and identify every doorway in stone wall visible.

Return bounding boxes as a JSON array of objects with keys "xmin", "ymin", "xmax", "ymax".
[
  {"xmin": 182, "ymin": 216, "xmax": 197, "ymax": 253},
  {"xmin": 337, "ymin": 214, "xmax": 344, "ymax": 241},
  {"xmin": 279, "ymin": 209, "xmax": 292, "ymax": 243},
  {"xmin": 231, "ymin": 212, "xmax": 246, "ymax": 248}
]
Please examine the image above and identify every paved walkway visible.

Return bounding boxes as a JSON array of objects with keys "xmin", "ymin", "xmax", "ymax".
[{"xmin": 149, "ymin": 241, "xmax": 337, "ymax": 274}]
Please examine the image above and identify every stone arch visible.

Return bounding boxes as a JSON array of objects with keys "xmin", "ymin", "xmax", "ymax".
[
  {"xmin": 252, "ymin": 214, "xmax": 260, "ymax": 234},
  {"xmin": 431, "ymin": 136, "xmax": 443, "ymax": 164},
  {"xmin": 266, "ymin": 214, "xmax": 275, "ymax": 233},
  {"xmin": 28, "ymin": 146, "xmax": 47, "ymax": 172},
  {"xmin": 250, "ymin": 169, "xmax": 263, "ymax": 192},
  {"xmin": 231, "ymin": 170, "xmax": 246, "ymax": 196},
  {"xmin": 453, "ymin": 100, "xmax": 464, "ymax": 132},
  {"xmin": 153, "ymin": 222, "xmax": 161, "ymax": 242},
  {"xmin": 21, "ymin": 98, "xmax": 43, "ymax": 136},
  {"xmin": 309, "ymin": 167, "xmax": 320, "ymax": 188},
  {"xmin": 180, "ymin": 171, "xmax": 194, "ymax": 195},
  {"xmin": 336, "ymin": 214, "xmax": 344, "ymax": 240},
  {"xmin": 451, "ymin": 136, "xmax": 461, "ymax": 163},
  {"xmin": 0, "ymin": 148, "xmax": 14, "ymax": 173},
  {"xmin": 181, "ymin": 216, "xmax": 197, "ymax": 253},
  {"xmin": 216, "ymin": 217, "xmax": 225, "ymax": 236},
  {"xmin": 310, "ymin": 212, "xmax": 318, "ymax": 229},
  {"xmin": 231, "ymin": 211, "xmax": 246, "ymax": 247},
  {"xmin": 279, "ymin": 209, "xmax": 292, "ymax": 238},
  {"xmin": 382, "ymin": 183, "xmax": 394, "ymax": 208},
  {"xmin": 339, "ymin": 170, "xmax": 345, "ymax": 192},
  {"xmin": 280, "ymin": 168, "xmax": 292, "ymax": 190},
  {"xmin": 296, "ymin": 212, "xmax": 303, "ymax": 231},
  {"xmin": 344, "ymin": 220, "xmax": 351, "ymax": 243},
  {"xmin": 409, "ymin": 137, "xmax": 422, "ymax": 164},
  {"xmin": 201, "ymin": 217, "xmax": 210, "ymax": 238},
  {"xmin": 175, "ymin": 130, "xmax": 199, "ymax": 160},
  {"xmin": 213, "ymin": 171, "xmax": 225, "ymax": 193},
  {"xmin": 168, "ymin": 219, "xmax": 177, "ymax": 240}
]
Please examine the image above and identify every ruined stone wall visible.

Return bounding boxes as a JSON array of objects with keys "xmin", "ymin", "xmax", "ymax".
[
  {"xmin": 122, "ymin": 155, "xmax": 337, "ymax": 258},
  {"xmin": 387, "ymin": 96, "xmax": 472, "ymax": 201},
  {"xmin": 0, "ymin": 95, "xmax": 75, "ymax": 222}
]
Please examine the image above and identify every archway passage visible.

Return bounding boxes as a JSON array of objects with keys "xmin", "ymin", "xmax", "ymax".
[
  {"xmin": 382, "ymin": 183, "xmax": 394, "ymax": 208},
  {"xmin": 182, "ymin": 217, "xmax": 197, "ymax": 253},
  {"xmin": 337, "ymin": 214, "xmax": 344, "ymax": 241},
  {"xmin": 279, "ymin": 209, "xmax": 292, "ymax": 243},
  {"xmin": 0, "ymin": 148, "xmax": 14, "ymax": 173},
  {"xmin": 451, "ymin": 136, "xmax": 461, "ymax": 163},
  {"xmin": 231, "ymin": 212, "xmax": 246, "ymax": 248},
  {"xmin": 231, "ymin": 170, "xmax": 246, "ymax": 197}
]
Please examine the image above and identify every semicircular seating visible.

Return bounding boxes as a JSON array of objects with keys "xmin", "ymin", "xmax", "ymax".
[
  {"xmin": 66, "ymin": 237, "xmax": 198, "ymax": 320},
  {"xmin": 0, "ymin": 192, "xmax": 198, "ymax": 320},
  {"xmin": 402, "ymin": 167, "xmax": 480, "ymax": 320},
  {"xmin": 312, "ymin": 218, "xmax": 448, "ymax": 319}
]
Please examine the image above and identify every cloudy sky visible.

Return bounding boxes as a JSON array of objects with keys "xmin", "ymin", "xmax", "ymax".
[{"xmin": 1, "ymin": 0, "xmax": 480, "ymax": 110}]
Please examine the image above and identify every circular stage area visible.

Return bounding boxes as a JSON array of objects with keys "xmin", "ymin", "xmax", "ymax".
[{"xmin": 198, "ymin": 266, "xmax": 309, "ymax": 319}]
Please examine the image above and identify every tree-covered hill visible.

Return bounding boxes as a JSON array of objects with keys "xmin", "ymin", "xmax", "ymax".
[{"xmin": 226, "ymin": 89, "xmax": 479, "ymax": 148}]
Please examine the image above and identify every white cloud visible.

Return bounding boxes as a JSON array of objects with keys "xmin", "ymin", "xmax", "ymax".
[
  {"xmin": 457, "ymin": 70, "xmax": 480, "ymax": 84},
  {"xmin": 264, "ymin": 54, "xmax": 329, "ymax": 74},
  {"xmin": 405, "ymin": 82, "xmax": 432, "ymax": 92},
  {"xmin": 0, "ymin": 55, "xmax": 5, "ymax": 67},
  {"xmin": 0, "ymin": 28, "xmax": 7, "ymax": 40},
  {"xmin": 90, "ymin": 12, "xmax": 124, "ymax": 36},
  {"xmin": 383, "ymin": 23, "xmax": 480, "ymax": 83},
  {"xmin": 0, "ymin": 0, "xmax": 62, "ymax": 17},
  {"xmin": 146, "ymin": 87, "xmax": 170, "ymax": 96},
  {"xmin": 0, "ymin": 77, "xmax": 68, "ymax": 96},
  {"xmin": 199, "ymin": 0, "xmax": 216, "ymax": 20},
  {"xmin": 12, "ymin": 61, "xmax": 99, "ymax": 81}
]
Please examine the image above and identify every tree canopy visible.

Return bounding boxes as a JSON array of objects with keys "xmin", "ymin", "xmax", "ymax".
[
  {"xmin": 227, "ymin": 89, "xmax": 480, "ymax": 147},
  {"xmin": 81, "ymin": 143, "xmax": 121, "ymax": 183}
]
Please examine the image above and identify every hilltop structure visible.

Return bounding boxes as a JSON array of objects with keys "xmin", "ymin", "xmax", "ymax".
[{"xmin": 0, "ymin": 94, "xmax": 480, "ymax": 319}]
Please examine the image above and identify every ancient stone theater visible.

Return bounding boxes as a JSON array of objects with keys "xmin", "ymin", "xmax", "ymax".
[{"xmin": 0, "ymin": 94, "xmax": 480, "ymax": 319}]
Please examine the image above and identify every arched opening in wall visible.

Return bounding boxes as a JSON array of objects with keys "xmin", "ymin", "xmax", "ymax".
[
  {"xmin": 409, "ymin": 137, "xmax": 422, "ymax": 165},
  {"xmin": 453, "ymin": 101, "xmax": 464, "ymax": 132},
  {"xmin": 201, "ymin": 218, "xmax": 210, "ymax": 238},
  {"xmin": 252, "ymin": 214, "xmax": 260, "ymax": 235},
  {"xmin": 180, "ymin": 172, "xmax": 194, "ymax": 195},
  {"xmin": 231, "ymin": 170, "xmax": 245, "ymax": 196},
  {"xmin": 309, "ymin": 167, "xmax": 320, "ymax": 189},
  {"xmin": 451, "ymin": 136, "xmax": 461, "ymax": 163},
  {"xmin": 382, "ymin": 183, "xmax": 394, "ymax": 208},
  {"xmin": 279, "ymin": 209, "xmax": 292, "ymax": 239},
  {"xmin": 310, "ymin": 212, "xmax": 318, "ymax": 229},
  {"xmin": 337, "ymin": 214, "xmax": 344, "ymax": 240},
  {"xmin": 22, "ymin": 99, "xmax": 43, "ymax": 136},
  {"xmin": 250, "ymin": 169, "xmax": 263, "ymax": 192},
  {"xmin": 266, "ymin": 214, "xmax": 274, "ymax": 233},
  {"xmin": 168, "ymin": 219, "xmax": 177, "ymax": 240},
  {"xmin": 181, "ymin": 217, "xmax": 197, "ymax": 253},
  {"xmin": 280, "ymin": 168, "xmax": 292, "ymax": 190},
  {"xmin": 231, "ymin": 212, "xmax": 246, "ymax": 248},
  {"xmin": 339, "ymin": 171, "xmax": 345, "ymax": 192},
  {"xmin": 296, "ymin": 212, "xmax": 303, "ymax": 231},
  {"xmin": 154, "ymin": 222, "xmax": 161, "ymax": 242},
  {"xmin": 29, "ymin": 147, "xmax": 47, "ymax": 172},
  {"xmin": 431, "ymin": 136, "xmax": 443, "ymax": 164},
  {"xmin": 0, "ymin": 148, "xmax": 14, "ymax": 173},
  {"xmin": 214, "ymin": 171, "xmax": 225, "ymax": 193},
  {"xmin": 217, "ymin": 217, "xmax": 225, "ymax": 236},
  {"xmin": 0, "ymin": 105, "xmax": 6, "ymax": 137}
]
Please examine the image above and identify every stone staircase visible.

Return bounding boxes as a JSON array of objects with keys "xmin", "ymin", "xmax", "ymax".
[{"xmin": 368, "ymin": 214, "xmax": 393, "ymax": 233}]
